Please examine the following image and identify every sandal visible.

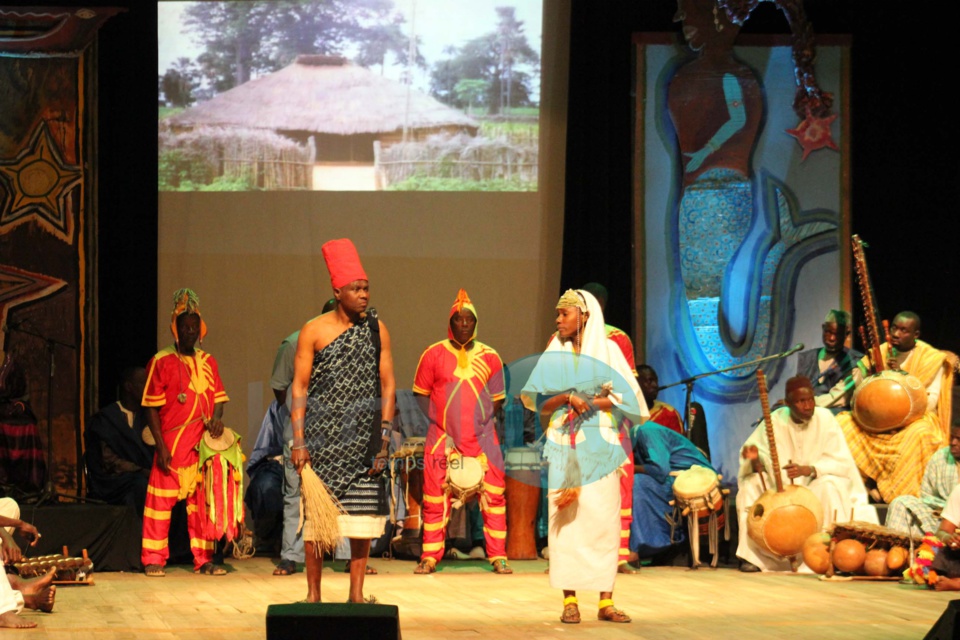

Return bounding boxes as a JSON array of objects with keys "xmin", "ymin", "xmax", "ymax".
[
  {"xmin": 346, "ymin": 595, "xmax": 380, "ymax": 604},
  {"xmin": 491, "ymin": 559, "xmax": 513, "ymax": 574},
  {"xmin": 617, "ymin": 562, "xmax": 639, "ymax": 574},
  {"xmin": 144, "ymin": 564, "xmax": 165, "ymax": 578},
  {"xmin": 560, "ymin": 603, "xmax": 580, "ymax": 624},
  {"xmin": 413, "ymin": 559, "xmax": 436, "ymax": 574},
  {"xmin": 273, "ymin": 559, "xmax": 298, "ymax": 576},
  {"xmin": 598, "ymin": 605, "xmax": 632, "ymax": 623},
  {"xmin": 343, "ymin": 560, "xmax": 378, "ymax": 575},
  {"xmin": 194, "ymin": 562, "xmax": 227, "ymax": 576}
]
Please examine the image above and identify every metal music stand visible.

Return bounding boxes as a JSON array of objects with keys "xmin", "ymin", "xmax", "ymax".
[{"xmin": 657, "ymin": 343, "xmax": 806, "ymax": 440}]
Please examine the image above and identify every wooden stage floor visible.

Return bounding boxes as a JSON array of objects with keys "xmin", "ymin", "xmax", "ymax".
[{"xmin": 20, "ymin": 557, "xmax": 958, "ymax": 639}]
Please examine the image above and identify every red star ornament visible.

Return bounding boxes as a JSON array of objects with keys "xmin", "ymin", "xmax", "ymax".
[{"xmin": 786, "ymin": 111, "xmax": 839, "ymax": 161}]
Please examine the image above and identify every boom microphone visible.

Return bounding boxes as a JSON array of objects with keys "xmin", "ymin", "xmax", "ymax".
[{"xmin": 782, "ymin": 343, "xmax": 805, "ymax": 357}]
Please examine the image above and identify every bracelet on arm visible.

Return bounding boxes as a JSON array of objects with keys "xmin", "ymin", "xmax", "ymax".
[{"xmin": 292, "ymin": 430, "xmax": 306, "ymax": 450}]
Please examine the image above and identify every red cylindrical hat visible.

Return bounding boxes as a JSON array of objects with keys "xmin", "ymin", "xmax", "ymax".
[{"xmin": 321, "ymin": 238, "xmax": 368, "ymax": 289}]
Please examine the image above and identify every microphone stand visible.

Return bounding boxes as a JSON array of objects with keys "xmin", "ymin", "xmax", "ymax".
[
  {"xmin": 658, "ymin": 344, "xmax": 804, "ymax": 439},
  {"xmin": 6, "ymin": 322, "xmax": 92, "ymax": 504}
]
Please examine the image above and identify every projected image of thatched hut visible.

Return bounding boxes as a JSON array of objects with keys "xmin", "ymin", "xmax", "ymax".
[{"xmin": 164, "ymin": 55, "xmax": 478, "ymax": 190}]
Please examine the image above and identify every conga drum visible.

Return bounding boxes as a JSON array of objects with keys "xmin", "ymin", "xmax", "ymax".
[{"xmin": 504, "ymin": 446, "xmax": 542, "ymax": 559}]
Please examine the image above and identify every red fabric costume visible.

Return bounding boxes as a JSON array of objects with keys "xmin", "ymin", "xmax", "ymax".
[
  {"xmin": 413, "ymin": 290, "xmax": 507, "ymax": 564},
  {"xmin": 606, "ymin": 325, "xmax": 636, "ymax": 566},
  {"xmin": 649, "ymin": 400, "xmax": 684, "ymax": 435},
  {"xmin": 141, "ymin": 341, "xmax": 228, "ymax": 570}
]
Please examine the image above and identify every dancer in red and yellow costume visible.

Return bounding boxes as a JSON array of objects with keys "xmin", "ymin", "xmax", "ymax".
[
  {"xmin": 412, "ymin": 289, "xmax": 511, "ymax": 574},
  {"xmin": 141, "ymin": 289, "xmax": 229, "ymax": 577}
]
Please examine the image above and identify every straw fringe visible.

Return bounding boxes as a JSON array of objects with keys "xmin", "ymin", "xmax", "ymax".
[{"xmin": 298, "ymin": 463, "xmax": 346, "ymax": 555}]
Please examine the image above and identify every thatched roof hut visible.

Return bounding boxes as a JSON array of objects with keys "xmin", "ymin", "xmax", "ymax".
[{"xmin": 167, "ymin": 55, "xmax": 478, "ymax": 162}]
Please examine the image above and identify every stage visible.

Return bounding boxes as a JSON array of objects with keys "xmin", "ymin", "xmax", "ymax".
[{"xmin": 16, "ymin": 556, "xmax": 956, "ymax": 638}]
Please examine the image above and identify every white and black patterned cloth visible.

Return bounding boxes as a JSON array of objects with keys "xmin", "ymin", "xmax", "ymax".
[{"xmin": 304, "ymin": 309, "xmax": 386, "ymax": 516}]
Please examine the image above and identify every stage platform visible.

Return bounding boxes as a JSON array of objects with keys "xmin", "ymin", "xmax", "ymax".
[{"xmin": 14, "ymin": 557, "xmax": 958, "ymax": 638}]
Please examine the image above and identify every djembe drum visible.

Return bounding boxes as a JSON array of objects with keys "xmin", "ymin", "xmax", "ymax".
[{"xmin": 445, "ymin": 453, "xmax": 484, "ymax": 509}]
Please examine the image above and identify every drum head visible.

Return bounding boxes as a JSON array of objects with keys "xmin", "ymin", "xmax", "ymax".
[
  {"xmin": 448, "ymin": 455, "xmax": 484, "ymax": 491},
  {"xmin": 672, "ymin": 464, "xmax": 718, "ymax": 500}
]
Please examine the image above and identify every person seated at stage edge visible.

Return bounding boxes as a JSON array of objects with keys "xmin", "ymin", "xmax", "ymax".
[
  {"xmin": 886, "ymin": 391, "xmax": 960, "ymax": 537},
  {"xmin": 837, "ymin": 311, "xmax": 955, "ymax": 503},
  {"xmin": 243, "ymin": 401, "xmax": 285, "ymax": 556},
  {"xmin": 737, "ymin": 375, "xmax": 875, "ymax": 572},
  {"xmin": 795, "ymin": 310, "xmax": 863, "ymax": 413},
  {"xmin": 636, "ymin": 364, "xmax": 684, "ymax": 435},
  {"xmin": 922, "ymin": 483, "xmax": 960, "ymax": 591},
  {"xmin": 627, "ymin": 421, "xmax": 717, "ymax": 567},
  {"xmin": 85, "ymin": 366, "xmax": 154, "ymax": 516},
  {"xmin": 0, "ymin": 497, "xmax": 56, "ymax": 628}
]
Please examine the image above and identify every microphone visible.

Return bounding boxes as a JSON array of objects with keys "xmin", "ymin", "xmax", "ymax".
[{"xmin": 782, "ymin": 343, "xmax": 805, "ymax": 357}]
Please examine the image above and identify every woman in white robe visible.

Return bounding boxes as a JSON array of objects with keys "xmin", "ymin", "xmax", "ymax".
[{"xmin": 522, "ymin": 290, "xmax": 648, "ymax": 624}]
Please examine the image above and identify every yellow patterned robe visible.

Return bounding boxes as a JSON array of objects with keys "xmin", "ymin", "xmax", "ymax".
[{"xmin": 838, "ymin": 341, "xmax": 954, "ymax": 502}]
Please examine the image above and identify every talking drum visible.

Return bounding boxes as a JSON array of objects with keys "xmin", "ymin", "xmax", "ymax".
[
  {"xmin": 852, "ymin": 370, "xmax": 927, "ymax": 434},
  {"xmin": 747, "ymin": 484, "xmax": 823, "ymax": 559},
  {"xmin": 394, "ymin": 437, "xmax": 425, "ymax": 535},
  {"xmin": 671, "ymin": 464, "xmax": 725, "ymax": 533},
  {"xmin": 446, "ymin": 454, "xmax": 485, "ymax": 509},
  {"xmin": 504, "ymin": 447, "xmax": 542, "ymax": 560}
]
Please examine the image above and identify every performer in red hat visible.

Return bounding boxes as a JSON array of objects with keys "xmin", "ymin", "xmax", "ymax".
[{"xmin": 290, "ymin": 239, "xmax": 397, "ymax": 604}]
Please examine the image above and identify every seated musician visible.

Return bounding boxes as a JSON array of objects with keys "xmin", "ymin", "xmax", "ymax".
[
  {"xmin": 886, "ymin": 412, "xmax": 960, "ymax": 536},
  {"xmin": 737, "ymin": 376, "xmax": 875, "ymax": 572},
  {"xmin": 243, "ymin": 401, "xmax": 285, "ymax": 554},
  {"xmin": 0, "ymin": 497, "xmax": 56, "ymax": 628},
  {"xmin": 85, "ymin": 366, "xmax": 154, "ymax": 515},
  {"xmin": 795, "ymin": 310, "xmax": 863, "ymax": 413},
  {"xmin": 636, "ymin": 365, "xmax": 683, "ymax": 434},
  {"xmin": 628, "ymin": 421, "xmax": 715, "ymax": 565},
  {"xmin": 837, "ymin": 311, "xmax": 955, "ymax": 503},
  {"xmin": 925, "ymin": 483, "xmax": 960, "ymax": 591}
]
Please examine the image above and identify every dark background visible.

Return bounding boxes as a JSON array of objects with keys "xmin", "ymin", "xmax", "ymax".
[{"xmin": 5, "ymin": 1, "xmax": 954, "ymax": 405}]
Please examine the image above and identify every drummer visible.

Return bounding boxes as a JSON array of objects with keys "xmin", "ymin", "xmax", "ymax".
[
  {"xmin": 628, "ymin": 421, "xmax": 716, "ymax": 564},
  {"xmin": 411, "ymin": 289, "xmax": 511, "ymax": 575},
  {"xmin": 736, "ymin": 376, "xmax": 874, "ymax": 572}
]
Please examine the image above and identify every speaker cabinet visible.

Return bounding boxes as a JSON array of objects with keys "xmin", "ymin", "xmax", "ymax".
[{"xmin": 266, "ymin": 603, "xmax": 400, "ymax": 640}]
